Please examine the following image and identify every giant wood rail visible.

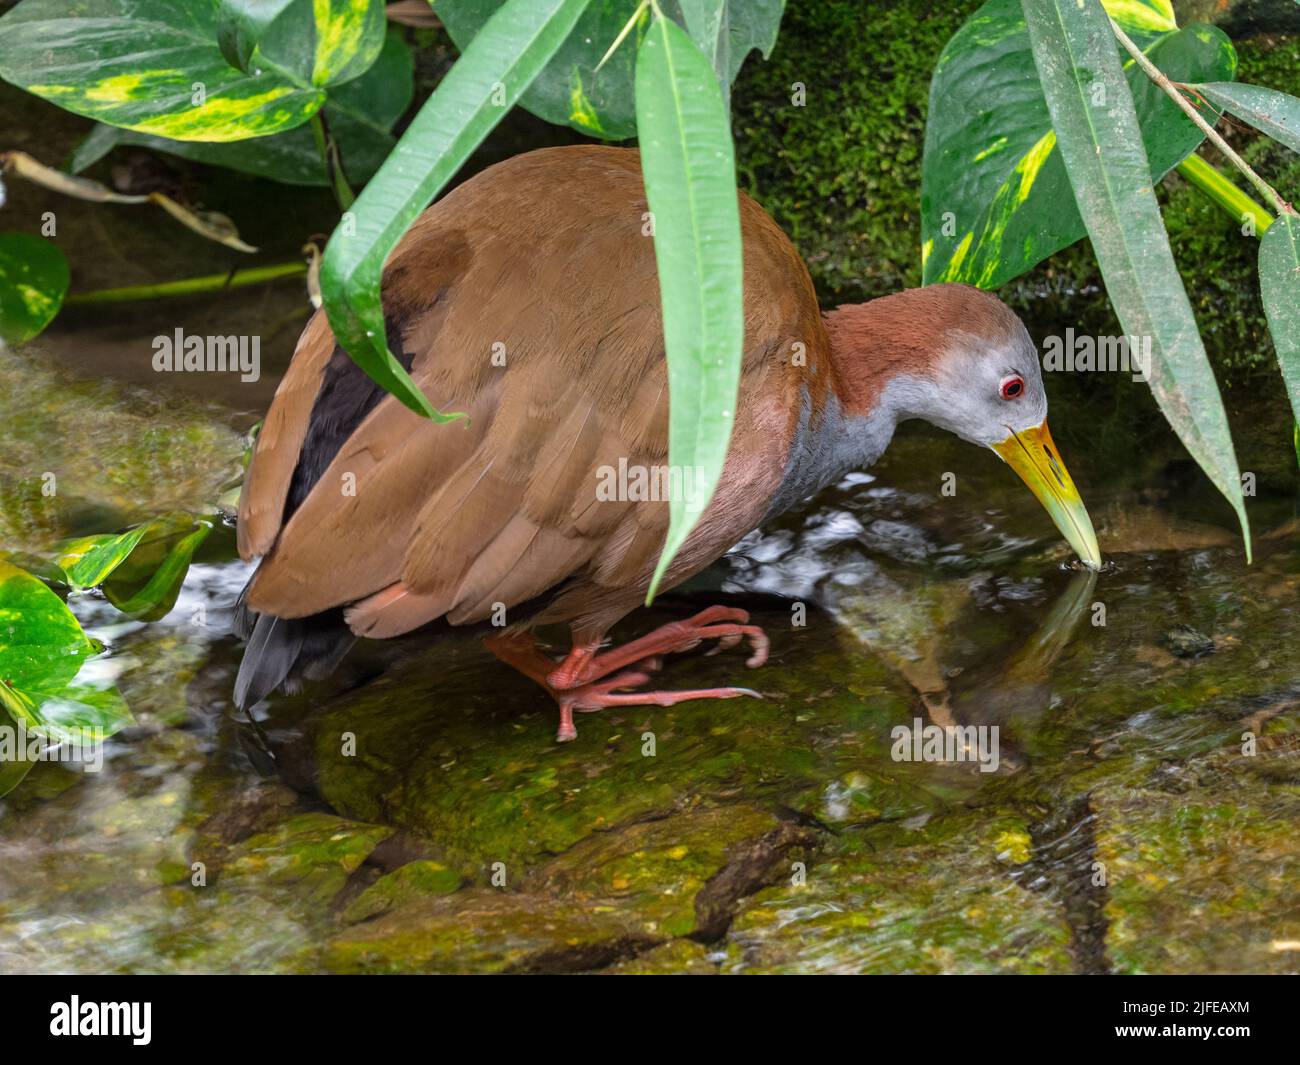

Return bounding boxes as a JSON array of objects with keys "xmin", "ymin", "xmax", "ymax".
[{"xmin": 234, "ymin": 145, "xmax": 1100, "ymax": 741}]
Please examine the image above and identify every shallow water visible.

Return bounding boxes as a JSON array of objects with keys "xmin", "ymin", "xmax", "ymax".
[{"xmin": 1, "ymin": 315, "xmax": 1299, "ymax": 973}]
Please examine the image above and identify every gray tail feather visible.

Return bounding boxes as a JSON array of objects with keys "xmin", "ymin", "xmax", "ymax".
[{"xmin": 233, "ymin": 583, "xmax": 354, "ymax": 710}]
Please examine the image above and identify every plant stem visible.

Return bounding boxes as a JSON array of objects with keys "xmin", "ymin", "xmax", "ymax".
[
  {"xmin": 311, "ymin": 112, "xmax": 355, "ymax": 212},
  {"xmin": 1109, "ymin": 16, "xmax": 1296, "ymax": 217},
  {"xmin": 64, "ymin": 261, "xmax": 307, "ymax": 306},
  {"xmin": 1176, "ymin": 154, "xmax": 1274, "ymax": 235}
]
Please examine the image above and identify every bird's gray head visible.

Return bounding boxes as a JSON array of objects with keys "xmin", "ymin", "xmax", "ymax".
[{"xmin": 824, "ymin": 283, "xmax": 1101, "ymax": 569}]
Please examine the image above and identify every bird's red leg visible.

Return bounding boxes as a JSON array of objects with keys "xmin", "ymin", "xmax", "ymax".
[
  {"xmin": 547, "ymin": 606, "xmax": 770, "ymax": 690},
  {"xmin": 484, "ymin": 609, "xmax": 769, "ymax": 742}
]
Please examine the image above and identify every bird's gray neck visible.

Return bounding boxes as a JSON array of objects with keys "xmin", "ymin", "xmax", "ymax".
[{"xmin": 763, "ymin": 383, "xmax": 911, "ymax": 521}]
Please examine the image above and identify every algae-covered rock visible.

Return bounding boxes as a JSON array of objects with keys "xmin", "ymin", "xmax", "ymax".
[
  {"xmin": 341, "ymin": 860, "xmax": 463, "ymax": 924},
  {"xmin": 219, "ymin": 811, "xmax": 392, "ymax": 908},
  {"xmin": 721, "ymin": 812, "xmax": 1074, "ymax": 974},
  {"xmin": 525, "ymin": 804, "xmax": 810, "ymax": 939},
  {"xmin": 1095, "ymin": 738, "xmax": 1300, "ymax": 975},
  {"xmin": 323, "ymin": 890, "xmax": 658, "ymax": 974},
  {"xmin": 295, "ymin": 616, "xmax": 917, "ymax": 877}
]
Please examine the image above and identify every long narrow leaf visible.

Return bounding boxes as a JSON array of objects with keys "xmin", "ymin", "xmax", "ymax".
[
  {"xmin": 1191, "ymin": 81, "xmax": 1300, "ymax": 155},
  {"xmin": 635, "ymin": 15, "xmax": 744, "ymax": 600},
  {"xmin": 1021, "ymin": 0, "xmax": 1249, "ymax": 551},
  {"xmin": 319, "ymin": 0, "xmax": 591, "ymax": 420},
  {"xmin": 1260, "ymin": 213, "xmax": 1300, "ymax": 433}
]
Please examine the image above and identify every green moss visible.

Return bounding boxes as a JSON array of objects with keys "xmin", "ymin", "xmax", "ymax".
[
  {"xmin": 304, "ymin": 620, "xmax": 918, "ymax": 877},
  {"xmin": 1094, "ymin": 742, "xmax": 1300, "ymax": 974},
  {"xmin": 323, "ymin": 890, "xmax": 655, "ymax": 974},
  {"xmin": 221, "ymin": 812, "xmax": 392, "ymax": 907},
  {"xmin": 524, "ymin": 804, "xmax": 784, "ymax": 938},
  {"xmin": 722, "ymin": 810, "xmax": 1073, "ymax": 974},
  {"xmin": 732, "ymin": 0, "xmax": 977, "ymax": 303},
  {"xmin": 341, "ymin": 860, "xmax": 463, "ymax": 923}
]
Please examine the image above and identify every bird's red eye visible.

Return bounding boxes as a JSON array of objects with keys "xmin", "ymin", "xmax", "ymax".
[{"xmin": 1000, "ymin": 375, "xmax": 1024, "ymax": 400}]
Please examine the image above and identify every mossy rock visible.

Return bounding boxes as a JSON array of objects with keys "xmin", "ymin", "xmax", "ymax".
[
  {"xmin": 293, "ymin": 617, "xmax": 919, "ymax": 877},
  {"xmin": 1095, "ymin": 741, "xmax": 1300, "ymax": 974},
  {"xmin": 602, "ymin": 938, "xmax": 717, "ymax": 975},
  {"xmin": 722, "ymin": 811, "xmax": 1073, "ymax": 974},
  {"xmin": 323, "ymin": 889, "xmax": 659, "ymax": 974},
  {"xmin": 220, "ymin": 811, "xmax": 392, "ymax": 908},
  {"xmin": 340, "ymin": 859, "xmax": 463, "ymax": 923},
  {"xmin": 523, "ymin": 804, "xmax": 800, "ymax": 939}
]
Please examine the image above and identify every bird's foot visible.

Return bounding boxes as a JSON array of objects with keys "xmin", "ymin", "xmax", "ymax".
[
  {"xmin": 546, "ymin": 606, "xmax": 770, "ymax": 691},
  {"xmin": 484, "ymin": 608, "xmax": 769, "ymax": 742}
]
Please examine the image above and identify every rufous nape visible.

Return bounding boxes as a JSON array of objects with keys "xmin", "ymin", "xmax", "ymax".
[{"xmin": 235, "ymin": 145, "xmax": 1101, "ymax": 741}]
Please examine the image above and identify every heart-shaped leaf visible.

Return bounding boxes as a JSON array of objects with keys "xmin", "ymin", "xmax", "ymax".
[
  {"xmin": 103, "ymin": 520, "xmax": 212, "ymax": 621},
  {"xmin": 70, "ymin": 30, "xmax": 414, "ymax": 187},
  {"xmin": 243, "ymin": 0, "xmax": 387, "ymax": 88},
  {"xmin": 0, "ymin": 0, "xmax": 325, "ymax": 141},
  {"xmin": 54, "ymin": 512, "xmax": 200, "ymax": 592}
]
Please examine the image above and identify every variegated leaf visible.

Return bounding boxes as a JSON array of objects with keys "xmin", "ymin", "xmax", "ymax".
[{"xmin": 921, "ymin": 0, "xmax": 1234, "ymax": 288}]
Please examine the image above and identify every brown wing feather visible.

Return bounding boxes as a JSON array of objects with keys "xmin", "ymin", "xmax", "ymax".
[
  {"xmin": 236, "ymin": 312, "xmax": 336, "ymax": 560},
  {"xmin": 240, "ymin": 145, "xmax": 830, "ymax": 641}
]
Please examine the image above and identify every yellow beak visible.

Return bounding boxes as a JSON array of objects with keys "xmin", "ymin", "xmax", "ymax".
[{"xmin": 991, "ymin": 420, "xmax": 1102, "ymax": 570}]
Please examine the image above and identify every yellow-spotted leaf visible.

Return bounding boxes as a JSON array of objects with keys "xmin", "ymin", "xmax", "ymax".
[
  {"xmin": 0, "ymin": 233, "xmax": 68, "ymax": 344},
  {"xmin": 102, "ymin": 520, "xmax": 213, "ymax": 622},
  {"xmin": 921, "ymin": 0, "xmax": 1235, "ymax": 288},
  {"xmin": 244, "ymin": 0, "xmax": 388, "ymax": 89},
  {"xmin": 71, "ymin": 29, "xmax": 414, "ymax": 187},
  {"xmin": 0, "ymin": 0, "xmax": 325, "ymax": 142}
]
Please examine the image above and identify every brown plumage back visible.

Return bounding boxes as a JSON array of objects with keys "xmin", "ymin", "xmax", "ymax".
[{"xmin": 236, "ymin": 146, "xmax": 829, "ymax": 651}]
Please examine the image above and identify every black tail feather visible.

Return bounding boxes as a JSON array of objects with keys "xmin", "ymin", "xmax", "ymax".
[{"xmin": 232, "ymin": 584, "xmax": 354, "ymax": 710}]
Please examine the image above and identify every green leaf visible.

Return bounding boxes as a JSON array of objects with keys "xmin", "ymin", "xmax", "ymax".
[
  {"xmin": 439, "ymin": 0, "xmax": 784, "ymax": 139},
  {"xmin": 216, "ymin": 0, "xmax": 297, "ymax": 73},
  {"xmin": 320, "ymin": 0, "xmax": 592, "ymax": 420},
  {"xmin": 922, "ymin": 0, "xmax": 1235, "ymax": 288},
  {"xmin": 56, "ymin": 526, "xmax": 152, "ymax": 590},
  {"xmin": 70, "ymin": 30, "xmax": 414, "ymax": 187},
  {"xmin": 251, "ymin": 0, "xmax": 388, "ymax": 88},
  {"xmin": 54, "ymin": 512, "xmax": 198, "ymax": 592},
  {"xmin": 635, "ymin": 15, "xmax": 743, "ymax": 601},
  {"xmin": 0, "ymin": 561, "xmax": 131, "ymax": 748},
  {"xmin": 1260, "ymin": 213, "xmax": 1300, "ymax": 439},
  {"xmin": 0, "ymin": 233, "xmax": 69, "ymax": 344},
  {"xmin": 103, "ymin": 521, "xmax": 212, "ymax": 621},
  {"xmin": 1021, "ymin": 0, "xmax": 1249, "ymax": 551},
  {"xmin": 1190, "ymin": 81, "xmax": 1300, "ymax": 155},
  {"xmin": 0, "ymin": 0, "xmax": 325, "ymax": 141}
]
